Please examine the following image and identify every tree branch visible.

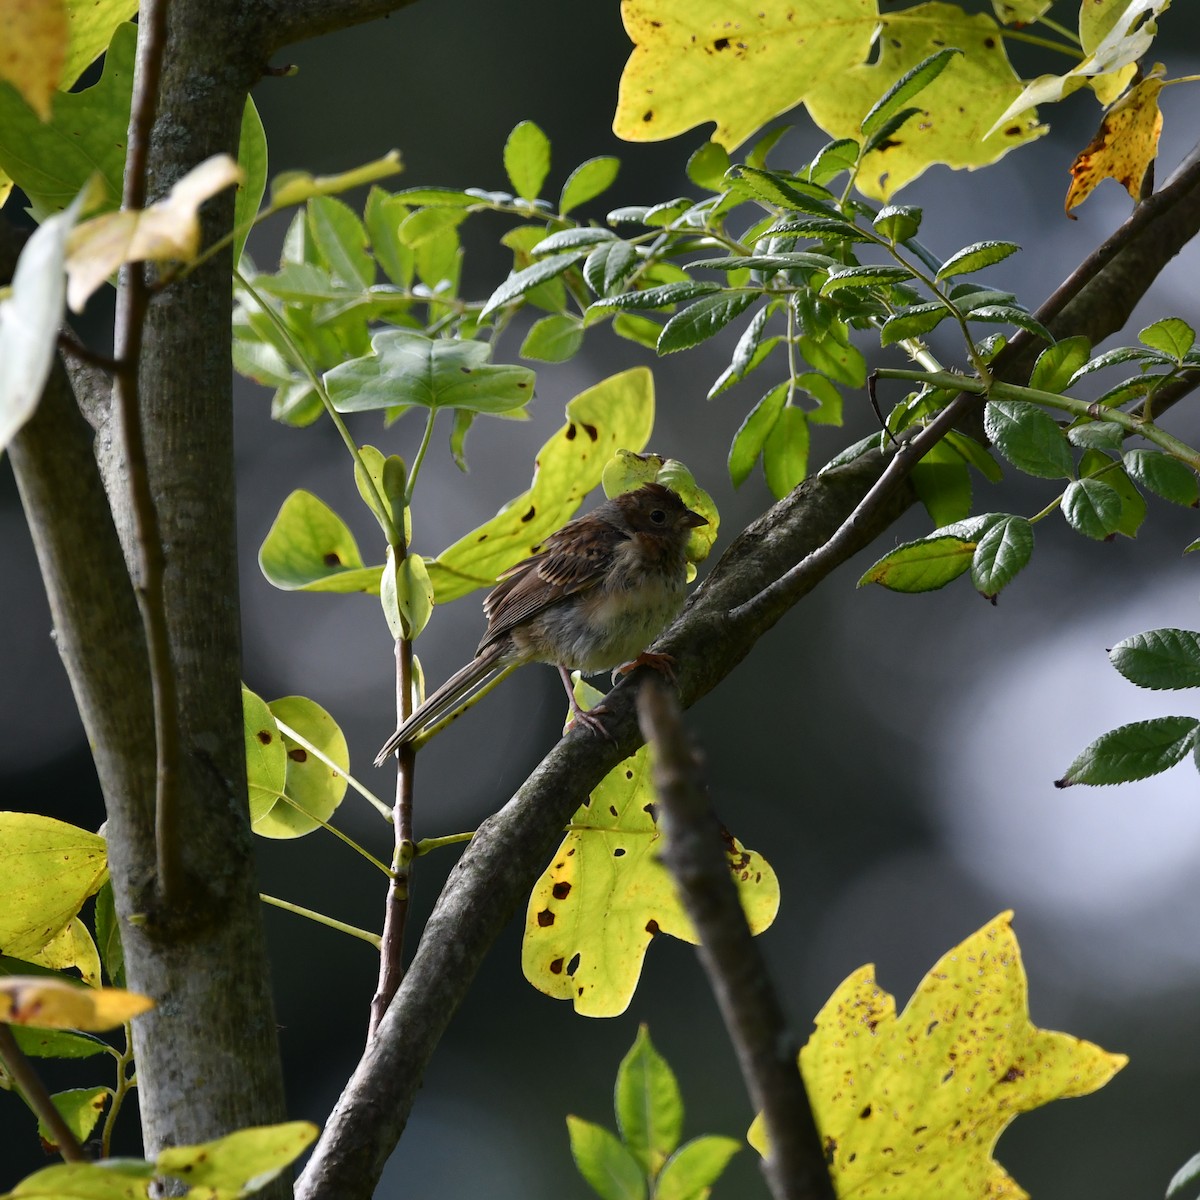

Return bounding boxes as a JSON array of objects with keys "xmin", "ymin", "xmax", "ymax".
[
  {"xmin": 255, "ymin": 0, "xmax": 421, "ymax": 55},
  {"xmin": 0, "ymin": 1026, "xmax": 88, "ymax": 1164},
  {"xmin": 636, "ymin": 678, "xmax": 834, "ymax": 1200}
]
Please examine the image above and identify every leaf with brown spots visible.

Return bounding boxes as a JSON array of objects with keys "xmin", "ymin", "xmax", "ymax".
[
  {"xmin": 522, "ymin": 681, "xmax": 778, "ymax": 1017},
  {"xmin": 1064, "ymin": 69, "xmax": 1165, "ymax": 218},
  {"xmin": 749, "ymin": 912, "xmax": 1126, "ymax": 1198},
  {"xmin": 0, "ymin": 975, "xmax": 152, "ymax": 1030}
]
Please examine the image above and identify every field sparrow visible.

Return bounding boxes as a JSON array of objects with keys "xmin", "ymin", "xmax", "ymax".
[{"xmin": 375, "ymin": 482, "xmax": 707, "ymax": 763}]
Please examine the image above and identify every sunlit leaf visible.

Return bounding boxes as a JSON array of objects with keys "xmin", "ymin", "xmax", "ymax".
[
  {"xmin": 0, "ymin": 976, "xmax": 152, "ymax": 1030},
  {"xmin": 258, "ymin": 490, "xmax": 382, "ymax": 594},
  {"xmin": 504, "ymin": 119, "xmax": 551, "ymax": 201}
]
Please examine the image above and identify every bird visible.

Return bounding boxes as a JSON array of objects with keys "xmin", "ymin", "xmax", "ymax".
[{"xmin": 374, "ymin": 481, "xmax": 708, "ymax": 764}]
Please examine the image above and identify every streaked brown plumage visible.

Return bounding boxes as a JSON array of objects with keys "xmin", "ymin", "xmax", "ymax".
[{"xmin": 374, "ymin": 482, "xmax": 707, "ymax": 764}]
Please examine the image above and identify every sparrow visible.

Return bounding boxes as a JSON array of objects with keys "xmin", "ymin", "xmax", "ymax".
[{"xmin": 374, "ymin": 481, "xmax": 707, "ymax": 764}]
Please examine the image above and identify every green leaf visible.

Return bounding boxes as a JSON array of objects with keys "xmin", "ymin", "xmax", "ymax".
[
  {"xmin": 945, "ymin": 429, "xmax": 1004, "ymax": 482},
  {"xmin": 1062, "ymin": 478, "xmax": 1122, "ymax": 540},
  {"xmin": 728, "ymin": 385, "xmax": 786, "ymax": 488},
  {"xmin": 39, "ymin": 1087, "xmax": 111, "ymax": 1150},
  {"xmin": 504, "ymin": 120, "xmax": 551, "ymax": 201},
  {"xmin": 766, "ymin": 216, "xmax": 868, "ymax": 242},
  {"xmin": 93, "ymin": 880, "xmax": 124, "ymax": 988},
  {"xmin": 307, "ymin": 196, "xmax": 373, "ymax": 289},
  {"xmin": 157, "ymin": 1122, "xmax": 318, "ymax": 1195},
  {"xmin": 612, "ymin": 312, "xmax": 663, "ymax": 349},
  {"xmin": 1067, "ymin": 421, "xmax": 1125, "ymax": 453},
  {"xmin": 560, "ymin": 156, "xmax": 621, "ymax": 215},
  {"xmin": 861, "ymin": 48, "xmax": 962, "ymax": 138},
  {"xmin": 658, "ymin": 292, "xmax": 756, "ymax": 354},
  {"xmin": 533, "ymin": 228, "xmax": 617, "ymax": 254},
  {"xmin": 615, "ymin": 1027, "xmax": 683, "ymax": 1177},
  {"xmin": 1058, "ymin": 717, "xmax": 1200, "ymax": 787},
  {"xmin": 0, "ymin": 22, "xmax": 133, "ymax": 220},
  {"xmin": 364, "ymin": 188, "xmax": 413, "ymax": 287},
  {"xmin": 1123, "ymin": 450, "xmax": 1199, "ymax": 507},
  {"xmin": 1139, "ymin": 317, "xmax": 1194, "ymax": 362},
  {"xmin": 859, "ymin": 536, "xmax": 975, "ymax": 592},
  {"xmin": 880, "ymin": 302, "xmax": 952, "ymax": 346},
  {"xmin": 1080, "ymin": 452, "xmax": 1145, "ymax": 538},
  {"xmin": 1110, "ymin": 629, "xmax": 1200, "ymax": 691},
  {"xmin": 567, "ymin": 1116, "xmax": 646, "ymax": 1200},
  {"xmin": 258, "ymin": 490, "xmax": 381, "ymax": 594},
  {"xmin": 1067, "ymin": 345, "xmax": 1167, "ymax": 383},
  {"xmin": 967, "ymin": 304, "xmax": 1052, "ymax": 342},
  {"xmin": 655, "ymin": 1136, "xmax": 742, "ymax": 1200},
  {"xmin": 584, "ymin": 240, "xmax": 639, "ymax": 297},
  {"xmin": 243, "ymin": 684, "xmax": 287, "ymax": 829},
  {"xmin": 796, "ymin": 334, "xmax": 867, "ymax": 388},
  {"xmin": 762, "ymin": 406, "xmax": 810, "ymax": 498},
  {"xmin": 936, "ymin": 240, "xmax": 1021, "ymax": 280},
  {"xmin": 1029, "ymin": 335, "xmax": 1090, "ymax": 394},
  {"xmin": 250, "ymin": 697, "xmax": 349, "ymax": 838},
  {"xmin": 591, "ymin": 282, "xmax": 719, "ymax": 312},
  {"xmin": 912, "ymin": 441, "xmax": 971, "ymax": 527},
  {"xmin": 6, "ymin": 1161, "xmax": 155, "ymax": 1197},
  {"xmin": 860, "ymin": 106, "xmax": 924, "ymax": 156},
  {"xmin": 808, "ymin": 138, "xmax": 860, "ymax": 185},
  {"xmin": 11, "ymin": 1024, "xmax": 110, "ymax": 1060},
  {"xmin": 971, "ymin": 515, "xmax": 1033, "ymax": 599},
  {"xmin": 686, "ymin": 141, "xmax": 731, "ymax": 191},
  {"xmin": 734, "ymin": 167, "xmax": 838, "ymax": 216},
  {"xmin": 983, "ymin": 399, "xmax": 1072, "ymax": 480},
  {"xmin": 873, "ymin": 204, "xmax": 922, "ymax": 243},
  {"xmin": 325, "ymin": 332, "xmax": 535, "ymax": 415},
  {"xmin": 384, "ymin": 549, "xmax": 434, "ymax": 641},
  {"xmin": 234, "ymin": 97, "xmax": 268, "ymax": 266},
  {"xmin": 481, "ymin": 250, "xmax": 586, "ymax": 318},
  {"xmin": 820, "ymin": 265, "xmax": 914, "ymax": 295},
  {"xmin": 521, "ymin": 314, "xmax": 584, "ymax": 363}
]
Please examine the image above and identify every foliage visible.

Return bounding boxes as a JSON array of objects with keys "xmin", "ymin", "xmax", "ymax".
[{"xmin": 2, "ymin": 0, "xmax": 1199, "ymax": 1195}]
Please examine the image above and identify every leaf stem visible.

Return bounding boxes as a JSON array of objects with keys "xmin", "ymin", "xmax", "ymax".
[
  {"xmin": 260, "ymin": 894, "xmax": 382, "ymax": 948},
  {"xmin": 273, "ymin": 717, "xmax": 393, "ymax": 821},
  {"xmin": 405, "ymin": 409, "xmax": 437, "ymax": 503},
  {"xmin": 100, "ymin": 1023, "xmax": 136, "ymax": 1159},
  {"xmin": 415, "ymin": 831, "xmax": 476, "ymax": 855}
]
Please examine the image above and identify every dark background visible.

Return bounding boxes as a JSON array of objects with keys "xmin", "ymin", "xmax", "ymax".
[{"xmin": 4, "ymin": 1, "xmax": 1200, "ymax": 1194}]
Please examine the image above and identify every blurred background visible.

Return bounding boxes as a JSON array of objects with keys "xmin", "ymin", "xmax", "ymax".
[{"xmin": 4, "ymin": 0, "xmax": 1200, "ymax": 1194}]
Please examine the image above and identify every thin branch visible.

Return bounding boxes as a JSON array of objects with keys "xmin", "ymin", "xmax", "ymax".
[
  {"xmin": 0, "ymin": 1024, "xmax": 88, "ymax": 1163},
  {"xmin": 636, "ymin": 678, "xmax": 834, "ymax": 1200},
  {"xmin": 259, "ymin": 0, "xmax": 421, "ymax": 55},
  {"xmin": 113, "ymin": 0, "xmax": 183, "ymax": 908},
  {"xmin": 261, "ymin": 894, "xmax": 383, "ymax": 948}
]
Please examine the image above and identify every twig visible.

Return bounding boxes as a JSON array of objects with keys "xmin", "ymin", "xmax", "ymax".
[
  {"xmin": 56, "ymin": 331, "xmax": 120, "ymax": 374},
  {"xmin": 112, "ymin": 0, "xmax": 182, "ymax": 907},
  {"xmin": 369, "ymin": 634, "xmax": 417, "ymax": 1038},
  {"xmin": 0, "ymin": 1024, "xmax": 88, "ymax": 1162},
  {"xmin": 636, "ymin": 678, "xmax": 834, "ymax": 1200}
]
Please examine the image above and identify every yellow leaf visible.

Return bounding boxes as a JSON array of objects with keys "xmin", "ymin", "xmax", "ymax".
[
  {"xmin": 522, "ymin": 680, "xmax": 778, "ymax": 1017},
  {"xmin": 1064, "ymin": 70, "xmax": 1165, "ymax": 218},
  {"xmin": 0, "ymin": 0, "xmax": 68, "ymax": 120},
  {"xmin": 749, "ymin": 913, "xmax": 1126, "ymax": 1198},
  {"xmin": 157, "ymin": 1122, "xmax": 318, "ymax": 1195},
  {"xmin": 805, "ymin": 2, "xmax": 1045, "ymax": 200},
  {"xmin": 26, "ymin": 917, "xmax": 101, "ymax": 986},
  {"xmin": 426, "ymin": 368, "xmax": 656, "ymax": 603},
  {"xmin": 65, "ymin": 153, "xmax": 243, "ymax": 310},
  {"xmin": 61, "ymin": 0, "xmax": 139, "ymax": 91},
  {"xmin": 0, "ymin": 813, "xmax": 108, "ymax": 959},
  {"xmin": 0, "ymin": 976, "xmax": 153, "ymax": 1030},
  {"xmin": 614, "ymin": 0, "xmax": 878, "ymax": 150}
]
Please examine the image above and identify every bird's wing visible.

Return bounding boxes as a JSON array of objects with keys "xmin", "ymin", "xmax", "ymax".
[{"xmin": 480, "ymin": 527, "xmax": 614, "ymax": 649}]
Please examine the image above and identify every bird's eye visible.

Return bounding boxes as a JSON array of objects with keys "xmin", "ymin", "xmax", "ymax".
[{"xmin": 649, "ymin": 509, "xmax": 667, "ymax": 524}]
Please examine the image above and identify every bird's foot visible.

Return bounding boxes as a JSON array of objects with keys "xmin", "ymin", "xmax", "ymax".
[{"xmin": 611, "ymin": 651, "xmax": 677, "ymax": 685}]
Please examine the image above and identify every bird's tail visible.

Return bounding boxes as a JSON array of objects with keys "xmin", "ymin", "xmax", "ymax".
[{"xmin": 374, "ymin": 643, "xmax": 510, "ymax": 766}]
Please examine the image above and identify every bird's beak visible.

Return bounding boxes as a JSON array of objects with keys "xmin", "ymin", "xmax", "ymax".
[{"xmin": 683, "ymin": 508, "xmax": 708, "ymax": 528}]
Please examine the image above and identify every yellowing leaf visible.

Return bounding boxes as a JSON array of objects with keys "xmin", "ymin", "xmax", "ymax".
[
  {"xmin": 0, "ymin": 0, "xmax": 68, "ymax": 120},
  {"xmin": 26, "ymin": 917, "xmax": 101, "ymax": 986},
  {"xmin": 614, "ymin": 0, "xmax": 879, "ymax": 150},
  {"xmin": 0, "ymin": 813, "xmax": 108, "ymax": 959},
  {"xmin": 426, "ymin": 367, "xmax": 656, "ymax": 603},
  {"xmin": 750, "ymin": 913, "xmax": 1126, "ymax": 1198},
  {"xmin": 156, "ymin": 1121, "xmax": 318, "ymax": 1196},
  {"xmin": 0, "ymin": 976, "xmax": 153, "ymax": 1030},
  {"xmin": 65, "ymin": 153, "xmax": 243, "ymax": 310},
  {"xmin": 1064, "ymin": 70, "xmax": 1164, "ymax": 217},
  {"xmin": 61, "ymin": 0, "xmax": 139, "ymax": 91},
  {"xmin": 523, "ymin": 681, "xmax": 778, "ymax": 1017},
  {"xmin": 805, "ymin": 3, "xmax": 1045, "ymax": 199}
]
